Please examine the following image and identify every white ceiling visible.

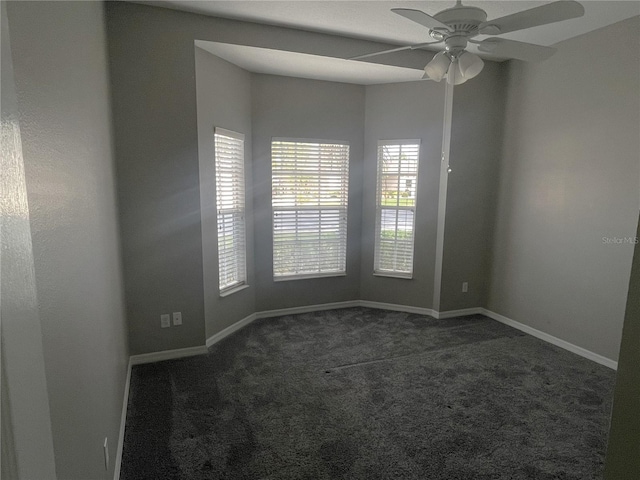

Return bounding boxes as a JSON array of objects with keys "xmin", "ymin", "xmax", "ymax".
[
  {"xmin": 196, "ymin": 41, "xmax": 428, "ymax": 85},
  {"xmin": 137, "ymin": 1, "xmax": 640, "ymax": 47},
  {"xmin": 136, "ymin": 1, "xmax": 640, "ymax": 84}
]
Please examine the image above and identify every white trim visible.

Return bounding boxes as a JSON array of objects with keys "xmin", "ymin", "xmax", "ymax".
[
  {"xmin": 374, "ymin": 141, "xmax": 420, "ymax": 279},
  {"xmin": 271, "ymin": 139, "xmax": 350, "ymax": 280},
  {"xmin": 359, "ymin": 300, "xmax": 434, "ymax": 317},
  {"xmin": 378, "ymin": 139, "xmax": 422, "ymax": 146},
  {"xmin": 372, "ymin": 272, "xmax": 414, "ymax": 280},
  {"xmin": 129, "ymin": 345, "xmax": 208, "ymax": 366},
  {"xmin": 435, "ymin": 307, "xmax": 483, "ymax": 319},
  {"xmin": 214, "ymin": 127, "xmax": 244, "ymax": 141},
  {"xmin": 214, "ymin": 130, "xmax": 248, "ymax": 292},
  {"xmin": 113, "ymin": 359, "xmax": 132, "ymax": 480},
  {"xmin": 481, "ymin": 309, "xmax": 618, "ymax": 370},
  {"xmin": 119, "ymin": 304, "xmax": 619, "ymax": 373},
  {"xmin": 256, "ymin": 301, "xmax": 360, "ymax": 319},
  {"xmin": 273, "ymin": 272, "xmax": 347, "ymax": 282},
  {"xmin": 205, "ymin": 301, "xmax": 362, "ymax": 349},
  {"xmin": 272, "ymin": 137, "xmax": 349, "ymax": 145},
  {"xmin": 433, "ymin": 80, "xmax": 454, "ymax": 311},
  {"xmin": 219, "ymin": 283, "xmax": 250, "ymax": 298},
  {"xmin": 206, "ymin": 313, "xmax": 258, "ymax": 348}
]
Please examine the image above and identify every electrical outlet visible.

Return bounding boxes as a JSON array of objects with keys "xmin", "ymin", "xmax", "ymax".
[
  {"xmin": 462, "ymin": 282, "xmax": 469, "ymax": 293},
  {"xmin": 160, "ymin": 314, "xmax": 171, "ymax": 328},
  {"xmin": 172, "ymin": 312, "xmax": 182, "ymax": 326},
  {"xmin": 103, "ymin": 437, "xmax": 109, "ymax": 470}
]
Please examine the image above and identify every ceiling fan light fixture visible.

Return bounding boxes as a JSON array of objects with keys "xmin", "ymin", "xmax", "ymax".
[
  {"xmin": 457, "ymin": 51, "xmax": 484, "ymax": 80},
  {"xmin": 446, "ymin": 59, "xmax": 469, "ymax": 85},
  {"xmin": 424, "ymin": 51, "xmax": 451, "ymax": 82}
]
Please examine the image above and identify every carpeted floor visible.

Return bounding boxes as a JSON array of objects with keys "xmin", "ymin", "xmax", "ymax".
[{"xmin": 121, "ymin": 308, "xmax": 615, "ymax": 480}]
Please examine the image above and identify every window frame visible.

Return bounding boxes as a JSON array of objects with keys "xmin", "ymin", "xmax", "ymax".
[
  {"xmin": 374, "ymin": 139, "xmax": 421, "ymax": 279},
  {"xmin": 271, "ymin": 138, "xmax": 350, "ymax": 281},
  {"xmin": 214, "ymin": 127, "xmax": 248, "ymax": 296}
]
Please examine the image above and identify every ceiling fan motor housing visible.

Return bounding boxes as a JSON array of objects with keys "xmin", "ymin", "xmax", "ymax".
[
  {"xmin": 444, "ymin": 35, "xmax": 468, "ymax": 56},
  {"xmin": 434, "ymin": 6, "xmax": 487, "ymax": 34}
]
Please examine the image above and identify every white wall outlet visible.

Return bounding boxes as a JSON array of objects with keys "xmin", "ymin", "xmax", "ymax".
[
  {"xmin": 172, "ymin": 312, "xmax": 182, "ymax": 326},
  {"xmin": 160, "ymin": 314, "xmax": 171, "ymax": 328},
  {"xmin": 462, "ymin": 282, "xmax": 469, "ymax": 293},
  {"xmin": 103, "ymin": 437, "xmax": 109, "ymax": 470}
]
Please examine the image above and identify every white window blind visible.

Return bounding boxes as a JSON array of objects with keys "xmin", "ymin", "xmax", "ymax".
[
  {"xmin": 214, "ymin": 128, "xmax": 247, "ymax": 294},
  {"xmin": 374, "ymin": 140, "xmax": 420, "ymax": 278},
  {"xmin": 271, "ymin": 139, "xmax": 350, "ymax": 280}
]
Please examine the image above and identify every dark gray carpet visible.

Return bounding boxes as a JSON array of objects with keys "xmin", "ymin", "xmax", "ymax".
[{"xmin": 121, "ymin": 307, "xmax": 615, "ymax": 480}]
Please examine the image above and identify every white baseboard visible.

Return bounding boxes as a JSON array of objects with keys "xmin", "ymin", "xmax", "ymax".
[
  {"xmin": 113, "ymin": 359, "xmax": 131, "ymax": 480},
  {"xmin": 256, "ymin": 300, "xmax": 360, "ymax": 319},
  {"xmin": 121, "ymin": 304, "xmax": 619, "ymax": 374},
  {"xmin": 129, "ymin": 345, "xmax": 208, "ymax": 366},
  {"xmin": 481, "ymin": 308, "xmax": 618, "ymax": 370},
  {"xmin": 206, "ymin": 313, "xmax": 257, "ymax": 348},
  {"xmin": 359, "ymin": 300, "xmax": 434, "ymax": 317},
  {"xmin": 434, "ymin": 307, "xmax": 483, "ymax": 319},
  {"xmin": 204, "ymin": 301, "xmax": 360, "ymax": 348}
]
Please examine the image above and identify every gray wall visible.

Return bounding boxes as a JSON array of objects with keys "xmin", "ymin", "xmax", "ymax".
[
  {"xmin": 195, "ymin": 47, "xmax": 256, "ymax": 338},
  {"xmin": 251, "ymin": 74, "xmax": 365, "ymax": 311},
  {"xmin": 105, "ymin": 1, "xmax": 432, "ymax": 354},
  {"xmin": 6, "ymin": 1, "xmax": 129, "ymax": 478},
  {"xmin": 440, "ymin": 61, "xmax": 507, "ymax": 311},
  {"xmin": 360, "ymin": 63, "xmax": 506, "ymax": 312},
  {"xmin": 106, "ymin": 3, "xmax": 206, "ymax": 355},
  {"xmin": 360, "ymin": 81, "xmax": 444, "ymax": 308},
  {"xmin": 488, "ymin": 16, "xmax": 640, "ymax": 361},
  {"xmin": 605, "ymin": 213, "xmax": 640, "ymax": 479}
]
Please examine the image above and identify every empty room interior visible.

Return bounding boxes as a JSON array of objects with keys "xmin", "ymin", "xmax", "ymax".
[{"xmin": 2, "ymin": 0, "xmax": 640, "ymax": 479}]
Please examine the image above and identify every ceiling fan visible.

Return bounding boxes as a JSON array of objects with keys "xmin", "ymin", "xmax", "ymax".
[{"xmin": 351, "ymin": 0, "xmax": 585, "ymax": 85}]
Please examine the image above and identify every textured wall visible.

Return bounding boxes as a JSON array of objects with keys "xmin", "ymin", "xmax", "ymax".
[
  {"xmin": 6, "ymin": 1, "xmax": 129, "ymax": 478},
  {"xmin": 1, "ymin": 2, "xmax": 56, "ymax": 477},
  {"xmin": 195, "ymin": 47, "xmax": 256, "ymax": 339},
  {"xmin": 488, "ymin": 17, "xmax": 640, "ymax": 361},
  {"xmin": 251, "ymin": 74, "xmax": 365, "ymax": 311}
]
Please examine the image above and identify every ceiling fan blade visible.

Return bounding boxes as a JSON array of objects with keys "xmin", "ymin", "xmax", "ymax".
[
  {"xmin": 477, "ymin": 38, "xmax": 556, "ymax": 62},
  {"xmin": 421, "ymin": 72, "xmax": 437, "ymax": 81},
  {"xmin": 478, "ymin": 0, "xmax": 585, "ymax": 35},
  {"xmin": 391, "ymin": 8, "xmax": 453, "ymax": 32},
  {"xmin": 350, "ymin": 46, "xmax": 412, "ymax": 61},
  {"xmin": 349, "ymin": 41, "xmax": 441, "ymax": 61}
]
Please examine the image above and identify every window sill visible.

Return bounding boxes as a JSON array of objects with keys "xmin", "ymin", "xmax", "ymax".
[
  {"xmin": 373, "ymin": 272, "xmax": 413, "ymax": 280},
  {"xmin": 274, "ymin": 272, "xmax": 347, "ymax": 282},
  {"xmin": 219, "ymin": 284, "xmax": 250, "ymax": 298}
]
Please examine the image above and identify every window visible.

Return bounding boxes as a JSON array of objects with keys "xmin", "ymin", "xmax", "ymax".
[
  {"xmin": 271, "ymin": 139, "xmax": 350, "ymax": 280},
  {"xmin": 374, "ymin": 140, "xmax": 420, "ymax": 278},
  {"xmin": 214, "ymin": 128, "xmax": 247, "ymax": 294}
]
